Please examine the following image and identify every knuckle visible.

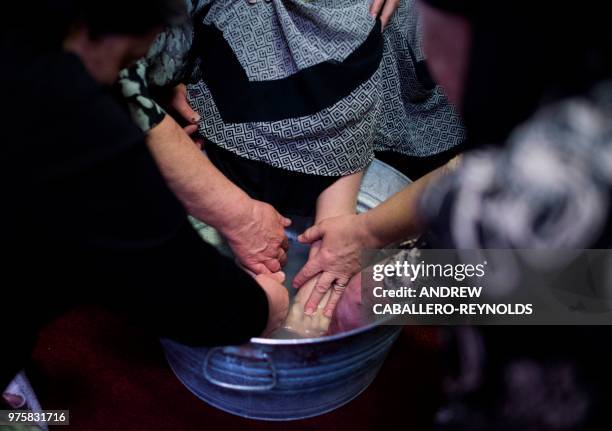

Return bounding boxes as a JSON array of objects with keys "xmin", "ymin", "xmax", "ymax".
[{"xmin": 315, "ymin": 284, "xmax": 329, "ymax": 294}]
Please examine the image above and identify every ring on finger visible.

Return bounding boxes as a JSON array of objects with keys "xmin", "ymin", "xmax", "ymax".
[{"xmin": 332, "ymin": 281, "xmax": 347, "ymax": 291}]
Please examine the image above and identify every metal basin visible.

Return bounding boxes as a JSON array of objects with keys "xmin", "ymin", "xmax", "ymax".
[{"xmin": 161, "ymin": 159, "xmax": 410, "ymax": 420}]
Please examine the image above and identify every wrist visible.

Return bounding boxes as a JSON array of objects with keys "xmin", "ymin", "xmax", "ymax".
[
  {"xmin": 215, "ymin": 194, "xmax": 257, "ymax": 241},
  {"xmin": 357, "ymin": 212, "xmax": 386, "ymax": 249}
]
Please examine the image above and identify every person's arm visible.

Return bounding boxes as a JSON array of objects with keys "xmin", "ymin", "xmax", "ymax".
[
  {"xmin": 360, "ymin": 160, "xmax": 457, "ymax": 246},
  {"xmin": 276, "ymin": 171, "xmax": 362, "ymax": 337},
  {"xmin": 118, "ymin": 59, "xmax": 291, "ymax": 274},
  {"xmin": 146, "ymin": 115, "xmax": 291, "ymax": 273},
  {"xmin": 38, "ymin": 129, "xmax": 290, "ymax": 345},
  {"xmin": 30, "ymin": 63, "xmax": 288, "ymax": 345},
  {"xmin": 109, "ymin": 221, "xmax": 289, "ymax": 345},
  {"xmin": 294, "ymin": 171, "xmax": 363, "ymax": 317},
  {"xmin": 314, "ymin": 171, "xmax": 363, "ymax": 223},
  {"xmin": 293, "ymin": 159, "xmax": 459, "ymax": 308}
]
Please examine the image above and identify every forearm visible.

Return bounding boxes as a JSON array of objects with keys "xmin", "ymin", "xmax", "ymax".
[
  {"xmin": 147, "ymin": 115, "xmax": 291, "ymax": 275},
  {"xmin": 315, "ymin": 171, "xmax": 364, "ymax": 222},
  {"xmin": 146, "ymin": 115, "xmax": 252, "ymax": 232},
  {"xmin": 361, "ymin": 158, "xmax": 460, "ymax": 247}
]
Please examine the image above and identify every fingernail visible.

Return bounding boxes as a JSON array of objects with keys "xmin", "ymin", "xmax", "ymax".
[
  {"xmin": 304, "ymin": 307, "xmax": 314, "ymax": 315},
  {"xmin": 324, "ymin": 309, "xmax": 333, "ymax": 318},
  {"xmin": 191, "ymin": 114, "xmax": 201, "ymax": 123}
]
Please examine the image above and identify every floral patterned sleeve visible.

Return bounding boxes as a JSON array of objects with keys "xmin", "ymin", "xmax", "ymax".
[
  {"xmin": 421, "ymin": 83, "xmax": 612, "ymax": 250},
  {"xmin": 117, "ymin": 0, "xmax": 196, "ymax": 132},
  {"xmin": 117, "ymin": 59, "xmax": 167, "ymax": 132}
]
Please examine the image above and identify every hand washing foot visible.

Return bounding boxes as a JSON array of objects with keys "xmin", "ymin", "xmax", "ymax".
[{"xmin": 271, "ymin": 275, "xmax": 332, "ymax": 339}]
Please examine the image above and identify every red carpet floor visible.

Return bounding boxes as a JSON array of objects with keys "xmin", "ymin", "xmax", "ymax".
[{"xmin": 28, "ymin": 306, "xmax": 442, "ymax": 430}]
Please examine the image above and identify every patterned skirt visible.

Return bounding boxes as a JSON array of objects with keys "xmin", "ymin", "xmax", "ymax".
[{"xmin": 188, "ymin": 0, "xmax": 382, "ymax": 178}]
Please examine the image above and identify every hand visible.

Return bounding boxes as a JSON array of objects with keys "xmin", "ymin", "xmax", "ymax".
[
  {"xmin": 255, "ymin": 271, "xmax": 289, "ymax": 336},
  {"xmin": 293, "ymin": 213, "xmax": 374, "ymax": 317},
  {"xmin": 222, "ymin": 199, "xmax": 292, "ymax": 275},
  {"xmin": 370, "ymin": 0, "xmax": 400, "ymax": 30},
  {"xmin": 169, "ymin": 84, "xmax": 200, "ymax": 136},
  {"xmin": 328, "ymin": 273, "xmax": 366, "ymax": 334}
]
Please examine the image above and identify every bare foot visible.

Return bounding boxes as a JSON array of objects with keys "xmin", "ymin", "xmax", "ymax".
[{"xmin": 280, "ymin": 275, "xmax": 332, "ymax": 337}]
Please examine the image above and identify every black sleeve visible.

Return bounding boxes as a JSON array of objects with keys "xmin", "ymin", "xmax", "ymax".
[
  {"xmin": 105, "ymin": 220, "xmax": 270, "ymax": 347},
  {"xmin": 12, "ymin": 52, "xmax": 269, "ymax": 349},
  {"xmin": 36, "ymin": 140, "xmax": 270, "ymax": 346}
]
